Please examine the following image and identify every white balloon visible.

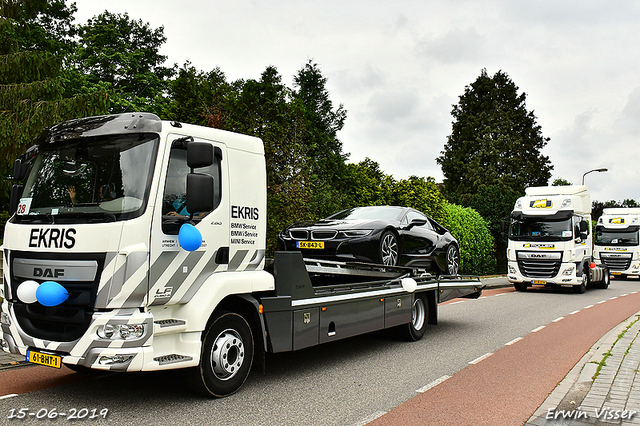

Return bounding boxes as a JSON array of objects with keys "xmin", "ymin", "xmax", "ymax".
[
  {"xmin": 17, "ymin": 280, "xmax": 40, "ymax": 304},
  {"xmin": 401, "ymin": 277, "xmax": 417, "ymax": 293}
]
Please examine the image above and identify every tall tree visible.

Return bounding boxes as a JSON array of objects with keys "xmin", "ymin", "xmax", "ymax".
[
  {"xmin": 437, "ymin": 69, "xmax": 553, "ymax": 204},
  {"xmin": 291, "ymin": 61, "xmax": 349, "ymax": 217},
  {"xmin": 73, "ymin": 11, "xmax": 174, "ymax": 114},
  {"xmin": 0, "ymin": 0, "xmax": 108, "ymax": 211}
]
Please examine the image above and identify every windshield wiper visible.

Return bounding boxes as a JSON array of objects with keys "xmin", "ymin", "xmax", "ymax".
[{"xmin": 50, "ymin": 212, "xmax": 117, "ymax": 223}]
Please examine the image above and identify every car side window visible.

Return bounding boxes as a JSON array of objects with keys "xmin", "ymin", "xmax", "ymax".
[{"xmin": 406, "ymin": 210, "xmax": 432, "ymax": 229}]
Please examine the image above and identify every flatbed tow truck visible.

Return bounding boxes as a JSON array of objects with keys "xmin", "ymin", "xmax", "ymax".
[{"xmin": 0, "ymin": 112, "xmax": 483, "ymax": 397}]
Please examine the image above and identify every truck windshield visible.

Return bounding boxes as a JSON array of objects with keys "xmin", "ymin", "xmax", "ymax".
[
  {"xmin": 14, "ymin": 134, "xmax": 158, "ymax": 223},
  {"xmin": 595, "ymin": 227, "xmax": 639, "ymax": 246},
  {"xmin": 509, "ymin": 217, "xmax": 573, "ymax": 241}
]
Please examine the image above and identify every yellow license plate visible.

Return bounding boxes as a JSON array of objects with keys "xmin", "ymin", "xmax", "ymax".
[
  {"xmin": 296, "ymin": 241, "xmax": 324, "ymax": 249},
  {"xmin": 27, "ymin": 350, "xmax": 62, "ymax": 368},
  {"xmin": 532, "ymin": 280, "xmax": 547, "ymax": 285},
  {"xmin": 612, "ymin": 271, "xmax": 622, "ymax": 275}
]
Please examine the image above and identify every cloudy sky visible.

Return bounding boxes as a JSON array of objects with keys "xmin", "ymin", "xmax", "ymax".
[{"xmin": 72, "ymin": 0, "xmax": 640, "ymax": 202}]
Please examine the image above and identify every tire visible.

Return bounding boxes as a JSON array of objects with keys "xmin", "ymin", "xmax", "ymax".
[
  {"xmin": 189, "ymin": 312, "xmax": 254, "ymax": 398},
  {"xmin": 514, "ymin": 283, "xmax": 528, "ymax": 292},
  {"xmin": 379, "ymin": 231, "xmax": 399, "ymax": 266},
  {"xmin": 445, "ymin": 245, "xmax": 460, "ymax": 275},
  {"xmin": 600, "ymin": 269, "xmax": 611, "ymax": 289},
  {"xmin": 573, "ymin": 272, "xmax": 588, "ymax": 294},
  {"xmin": 595, "ymin": 268, "xmax": 611, "ymax": 289},
  {"xmin": 401, "ymin": 294, "xmax": 428, "ymax": 341}
]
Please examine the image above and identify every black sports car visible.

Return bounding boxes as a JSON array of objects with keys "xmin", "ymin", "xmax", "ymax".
[{"xmin": 278, "ymin": 206, "xmax": 460, "ymax": 275}]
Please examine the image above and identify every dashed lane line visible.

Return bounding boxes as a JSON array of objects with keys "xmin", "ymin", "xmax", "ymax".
[
  {"xmin": 469, "ymin": 353, "xmax": 493, "ymax": 365},
  {"xmin": 417, "ymin": 375, "xmax": 451, "ymax": 393},
  {"xmin": 505, "ymin": 337, "xmax": 523, "ymax": 346}
]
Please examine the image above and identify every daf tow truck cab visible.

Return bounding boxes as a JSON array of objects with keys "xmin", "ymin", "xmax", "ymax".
[
  {"xmin": 506, "ymin": 185, "xmax": 609, "ymax": 293},
  {"xmin": 594, "ymin": 208, "xmax": 640, "ymax": 279},
  {"xmin": 0, "ymin": 113, "xmax": 483, "ymax": 397}
]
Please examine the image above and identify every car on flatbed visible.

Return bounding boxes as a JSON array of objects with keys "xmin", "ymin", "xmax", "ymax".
[{"xmin": 278, "ymin": 205, "xmax": 460, "ymax": 275}]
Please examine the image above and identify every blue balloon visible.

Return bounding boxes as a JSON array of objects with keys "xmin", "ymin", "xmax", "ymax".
[
  {"xmin": 179, "ymin": 222, "xmax": 202, "ymax": 251},
  {"xmin": 36, "ymin": 281, "xmax": 69, "ymax": 307}
]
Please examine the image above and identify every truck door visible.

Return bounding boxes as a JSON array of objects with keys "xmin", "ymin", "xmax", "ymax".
[{"xmin": 148, "ymin": 135, "xmax": 228, "ymax": 306}]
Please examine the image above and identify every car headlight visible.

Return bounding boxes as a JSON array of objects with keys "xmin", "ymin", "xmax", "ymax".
[{"xmin": 341, "ymin": 230, "xmax": 373, "ymax": 238}]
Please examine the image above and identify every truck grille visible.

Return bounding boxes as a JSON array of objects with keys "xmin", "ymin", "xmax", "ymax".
[
  {"xmin": 516, "ymin": 251, "xmax": 562, "ymax": 278},
  {"xmin": 599, "ymin": 254, "xmax": 632, "ymax": 271},
  {"xmin": 9, "ymin": 251, "xmax": 105, "ymax": 342}
]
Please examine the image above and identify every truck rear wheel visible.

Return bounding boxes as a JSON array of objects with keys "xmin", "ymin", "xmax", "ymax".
[
  {"xmin": 401, "ymin": 294, "xmax": 428, "ymax": 341},
  {"xmin": 189, "ymin": 312, "xmax": 254, "ymax": 398}
]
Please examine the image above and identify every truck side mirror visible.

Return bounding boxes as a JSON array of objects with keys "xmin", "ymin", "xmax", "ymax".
[
  {"xmin": 9, "ymin": 184, "xmax": 24, "ymax": 215},
  {"xmin": 13, "ymin": 158, "xmax": 29, "ymax": 181},
  {"xmin": 579, "ymin": 221, "xmax": 588, "ymax": 233},
  {"xmin": 187, "ymin": 142, "xmax": 214, "ymax": 169},
  {"xmin": 186, "ymin": 173, "xmax": 214, "ymax": 216}
]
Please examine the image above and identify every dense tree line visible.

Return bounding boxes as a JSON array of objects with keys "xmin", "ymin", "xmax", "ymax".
[{"xmin": 3, "ymin": 1, "xmax": 545, "ymax": 274}]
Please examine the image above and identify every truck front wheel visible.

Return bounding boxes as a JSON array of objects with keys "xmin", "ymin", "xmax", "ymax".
[
  {"xmin": 189, "ymin": 312, "xmax": 254, "ymax": 398},
  {"xmin": 573, "ymin": 272, "xmax": 588, "ymax": 294}
]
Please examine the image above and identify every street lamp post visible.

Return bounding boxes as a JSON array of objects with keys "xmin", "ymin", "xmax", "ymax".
[{"xmin": 582, "ymin": 168, "xmax": 608, "ymax": 185}]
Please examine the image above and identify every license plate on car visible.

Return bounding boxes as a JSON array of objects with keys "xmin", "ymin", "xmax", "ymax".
[
  {"xmin": 532, "ymin": 280, "xmax": 547, "ymax": 285},
  {"xmin": 27, "ymin": 350, "xmax": 62, "ymax": 368},
  {"xmin": 296, "ymin": 241, "xmax": 324, "ymax": 249}
]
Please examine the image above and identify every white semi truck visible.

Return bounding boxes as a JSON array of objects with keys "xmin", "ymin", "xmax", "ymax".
[
  {"xmin": 0, "ymin": 113, "xmax": 483, "ymax": 397},
  {"xmin": 506, "ymin": 185, "xmax": 609, "ymax": 293},
  {"xmin": 594, "ymin": 208, "xmax": 640, "ymax": 279}
]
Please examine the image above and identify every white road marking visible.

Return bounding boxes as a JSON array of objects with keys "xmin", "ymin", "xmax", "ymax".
[
  {"xmin": 0, "ymin": 394, "xmax": 18, "ymax": 400},
  {"xmin": 417, "ymin": 375, "xmax": 451, "ymax": 393},
  {"xmin": 469, "ymin": 353, "xmax": 493, "ymax": 365},
  {"xmin": 505, "ymin": 337, "xmax": 523, "ymax": 346}
]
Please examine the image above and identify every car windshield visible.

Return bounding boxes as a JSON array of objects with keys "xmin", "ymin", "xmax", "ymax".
[
  {"xmin": 327, "ymin": 206, "xmax": 405, "ymax": 221},
  {"xmin": 14, "ymin": 134, "xmax": 158, "ymax": 223},
  {"xmin": 595, "ymin": 227, "xmax": 639, "ymax": 246},
  {"xmin": 509, "ymin": 217, "xmax": 573, "ymax": 241}
]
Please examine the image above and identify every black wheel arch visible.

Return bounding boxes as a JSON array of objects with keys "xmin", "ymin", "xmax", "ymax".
[{"xmin": 206, "ymin": 294, "xmax": 267, "ymax": 372}]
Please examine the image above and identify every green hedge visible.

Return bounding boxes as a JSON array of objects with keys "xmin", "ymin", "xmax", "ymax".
[{"xmin": 441, "ymin": 202, "xmax": 496, "ymax": 275}]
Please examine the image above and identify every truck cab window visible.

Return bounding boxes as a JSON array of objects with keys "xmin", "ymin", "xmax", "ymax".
[{"xmin": 162, "ymin": 144, "xmax": 221, "ymax": 234}]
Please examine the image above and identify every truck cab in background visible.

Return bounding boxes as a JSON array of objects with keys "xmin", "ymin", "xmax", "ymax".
[
  {"xmin": 506, "ymin": 185, "xmax": 609, "ymax": 293},
  {"xmin": 594, "ymin": 208, "xmax": 640, "ymax": 279}
]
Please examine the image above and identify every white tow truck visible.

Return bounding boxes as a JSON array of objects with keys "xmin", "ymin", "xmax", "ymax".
[
  {"xmin": 506, "ymin": 185, "xmax": 609, "ymax": 293},
  {"xmin": 0, "ymin": 112, "xmax": 483, "ymax": 397},
  {"xmin": 594, "ymin": 208, "xmax": 640, "ymax": 279}
]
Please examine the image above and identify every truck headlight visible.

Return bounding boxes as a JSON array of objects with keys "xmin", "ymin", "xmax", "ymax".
[
  {"xmin": 562, "ymin": 266, "xmax": 575, "ymax": 276},
  {"xmin": 508, "ymin": 265, "xmax": 517, "ymax": 274},
  {"xmin": 98, "ymin": 324, "xmax": 145, "ymax": 340}
]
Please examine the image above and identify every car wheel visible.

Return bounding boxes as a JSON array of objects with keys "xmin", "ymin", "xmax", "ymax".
[
  {"xmin": 188, "ymin": 312, "xmax": 254, "ymax": 397},
  {"xmin": 446, "ymin": 245, "xmax": 460, "ymax": 275},
  {"xmin": 379, "ymin": 231, "xmax": 399, "ymax": 266}
]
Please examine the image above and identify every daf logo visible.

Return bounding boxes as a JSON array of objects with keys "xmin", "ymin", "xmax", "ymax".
[
  {"xmin": 33, "ymin": 267, "xmax": 65, "ymax": 278},
  {"xmin": 530, "ymin": 254, "xmax": 546, "ymax": 258}
]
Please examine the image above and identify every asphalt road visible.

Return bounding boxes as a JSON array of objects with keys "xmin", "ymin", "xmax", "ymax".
[{"xmin": 1, "ymin": 278, "xmax": 638, "ymax": 426}]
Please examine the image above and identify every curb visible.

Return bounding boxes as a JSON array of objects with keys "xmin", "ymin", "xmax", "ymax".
[{"xmin": 525, "ymin": 311, "xmax": 640, "ymax": 425}]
